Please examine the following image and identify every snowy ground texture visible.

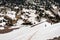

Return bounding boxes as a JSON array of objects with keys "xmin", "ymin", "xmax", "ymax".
[{"xmin": 0, "ymin": 22, "xmax": 60, "ymax": 40}]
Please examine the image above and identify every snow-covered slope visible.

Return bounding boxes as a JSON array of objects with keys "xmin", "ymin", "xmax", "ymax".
[{"xmin": 0, "ymin": 22, "xmax": 60, "ymax": 40}]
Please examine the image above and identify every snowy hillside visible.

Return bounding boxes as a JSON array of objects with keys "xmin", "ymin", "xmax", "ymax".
[
  {"xmin": 0, "ymin": 0, "xmax": 60, "ymax": 40},
  {"xmin": 0, "ymin": 22, "xmax": 60, "ymax": 40}
]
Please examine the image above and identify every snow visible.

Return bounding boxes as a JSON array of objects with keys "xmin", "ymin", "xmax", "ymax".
[
  {"xmin": 0, "ymin": 27, "xmax": 4, "ymax": 30},
  {"xmin": 0, "ymin": 6, "xmax": 4, "ymax": 9},
  {"xmin": 21, "ymin": 8, "xmax": 39, "ymax": 24},
  {"xmin": 0, "ymin": 17, "xmax": 6, "ymax": 27},
  {"xmin": 0, "ymin": 6, "xmax": 60, "ymax": 40},
  {"xmin": 22, "ymin": 8, "xmax": 29, "ymax": 12},
  {"xmin": 14, "ymin": 6, "xmax": 19, "ymax": 9},
  {"xmin": 0, "ymin": 22, "xmax": 60, "ymax": 40},
  {"xmin": 58, "ymin": 11, "xmax": 60, "ymax": 16},
  {"xmin": 40, "ymin": 8, "xmax": 44, "ymax": 10},
  {"xmin": 16, "ymin": 19, "xmax": 24, "ymax": 26},
  {"xmin": 45, "ymin": 10, "xmax": 55, "ymax": 17},
  {"xmin": 0, "ymin": 13, "xmax": 5, "ymax": 16},
  {"xmin": 0, "ymin": 22, "xmax": 6, "ymax": 26},
  {"xmin": 31, "ymin": 23, "xmax": 60, "ymax": 40},
  {"xmin": 6, "ymin": 11, "xmax": 16, "ymax": 20},
  {"xmin": 0, "ymin": 17, "xmax": 4, "ymax": 20},
  {"xmin": 52, "ymin": 5, "xmax": 57, "ymax": 9}
]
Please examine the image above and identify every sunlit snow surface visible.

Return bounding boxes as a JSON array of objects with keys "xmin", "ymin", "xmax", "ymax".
[{"xmin": 0, "ymin": 22, "xmax": 60, "ymax": 40}]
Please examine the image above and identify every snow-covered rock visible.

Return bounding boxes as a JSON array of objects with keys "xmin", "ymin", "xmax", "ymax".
[
  {"xmin": 0, "ymin": 22, "xmax": 6, "ymax": 26},
  {"xmin": 6, "ymin": 11, "xmax": 16, "ymax": 20},
  {"xmin": 22, "ymin": 8, "xmax": 38, "ymax": 24},
  {"xmin": 52, "ymin": 5, "xmax": 57, "ymax": 9},
  {"xmin": 0, "ymin": 17, "xmax": 6, "ymax": 27},
  {"xmin": 45, "ymin": 10, "xmax": 55, "ymax": 17}
]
